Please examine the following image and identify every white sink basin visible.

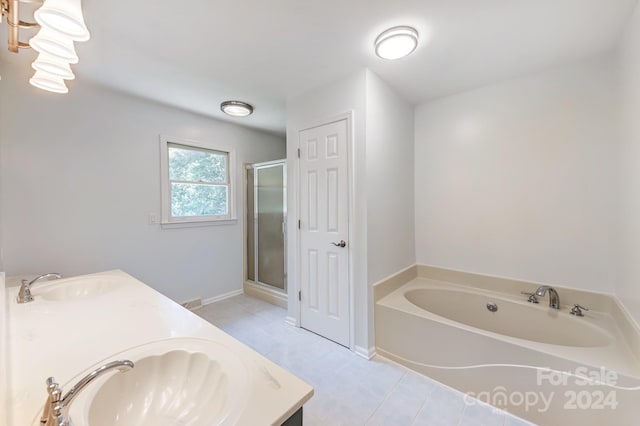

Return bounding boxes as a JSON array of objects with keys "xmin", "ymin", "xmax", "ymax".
[
  {"xmin": 38, "ymin": 276, "xmax": 123, "ymax": 301},
  {"xmin": 72, "ymin": 338, "xmax": 250, "ymax": 426}
]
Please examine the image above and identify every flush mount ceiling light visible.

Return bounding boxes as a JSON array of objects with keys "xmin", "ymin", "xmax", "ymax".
[
  {"xmin": 1, "ymin": 0, "xmax": 90, "ymax": 93},
  {"xmin": 374, "ymin": 26, "xmax": 419, "ymax": 60},
  {"xmin": 221, "ymin": 101, "xmax": 254, "ymax": 117}
]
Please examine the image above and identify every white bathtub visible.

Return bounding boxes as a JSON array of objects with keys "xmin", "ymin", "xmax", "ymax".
[{"xmin": 375, "ymin": 278, "xmax": 640, "ymax": 425}]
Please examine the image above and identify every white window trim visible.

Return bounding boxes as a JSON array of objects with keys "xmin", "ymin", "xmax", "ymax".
[{"xmin": 160, "ymin": 135, "xmax": 237, "ymax": 227}]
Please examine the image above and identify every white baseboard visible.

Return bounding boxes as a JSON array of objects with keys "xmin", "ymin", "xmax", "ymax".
[
  {"xmin": 243, "ymin": 281, "xmax": 288, "ymax": 308},
  {"xmin": 355, "ymin": 345, "xmax": 376, "ymax": 360},
  {"xmin": 285, "ymin": 316, "xmax": 298, "ymax": 327},
  {"xmin": 181, "ymin": 298, "xmax": 203, "ymax": 310},
  {"xmin": 202, "ymin": 289, "xmax": 244, "ymax": 306}
]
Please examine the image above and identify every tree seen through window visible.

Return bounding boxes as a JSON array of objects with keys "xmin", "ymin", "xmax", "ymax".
[{"xmin": 168, "ymin": 143, "xmax": 229, "ymax": 217}]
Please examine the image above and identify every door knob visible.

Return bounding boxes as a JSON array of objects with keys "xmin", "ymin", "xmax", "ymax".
[{"xmin": 331, "ymin": 240, "xmax": 347, "ymax": 248}]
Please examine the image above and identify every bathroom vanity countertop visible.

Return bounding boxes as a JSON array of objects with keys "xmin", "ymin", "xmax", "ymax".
[{"xmin": 2, "ymin": 270, "xmax": 313, "ymax": 426}]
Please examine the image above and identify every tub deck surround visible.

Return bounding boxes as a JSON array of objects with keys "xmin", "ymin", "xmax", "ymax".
[
  {"xmin": 376, "ymin": 277, "xmax": 640, "ymax": 425},
  {"xmin": 3, "ymin": 270, "xmax": 313, "ymax": 426},
  {"xmin": 381, "ymin": 278, "xmax": 640, "ymax": 377},
  {"xmin": 413, "ymin": 265, "xmax": 640, "ymax": 320}
]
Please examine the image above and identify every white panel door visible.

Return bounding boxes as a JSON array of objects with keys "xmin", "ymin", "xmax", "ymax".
[{"xmin": 299, "ymin": 119, "xmax": 350, "ymax": 347}]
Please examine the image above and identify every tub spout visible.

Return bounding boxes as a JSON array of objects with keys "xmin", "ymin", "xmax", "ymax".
[{"xmin": 535, "ymin": 286, "xmax": 560, "ymax": 309}]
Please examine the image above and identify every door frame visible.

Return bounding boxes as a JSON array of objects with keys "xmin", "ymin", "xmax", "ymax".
[{"xmin": 295, "ymin": 111, "xmax": 355, "ymax": 351}]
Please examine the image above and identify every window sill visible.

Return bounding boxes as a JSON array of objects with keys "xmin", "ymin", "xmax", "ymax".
[{"xmin": 160, "ymin": 218, "xmax": 238, "ymax": 229}]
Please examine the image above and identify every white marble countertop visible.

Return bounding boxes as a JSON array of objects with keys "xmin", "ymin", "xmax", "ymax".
[{"xmin": 1, "ymin": 270, "xmax": 313, "ymax": 425}]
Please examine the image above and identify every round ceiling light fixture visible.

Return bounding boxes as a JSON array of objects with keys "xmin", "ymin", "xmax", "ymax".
[
  {"xmin": 220, "ymin": 101, "xmax": 254, "ymax": 117},
  {"xmin": 374, "ymin": 26, "xmax": 419, "ymax": 60}
]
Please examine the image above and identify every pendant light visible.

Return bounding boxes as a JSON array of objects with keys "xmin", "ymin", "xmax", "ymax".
[
  {"xmin": 34, "ymin": 0, "xmax": 90, "ymax": 41},
  {"xmin": 29, "ymin": 70, "xmax": 69, "ymax": 94},
  {"xmin": 32, "ymin": 53, "xmax": 75, "ymax": 80},
  {"xmin": 30, "ymin": 27, "xmax": 79, "ymax": 63}
]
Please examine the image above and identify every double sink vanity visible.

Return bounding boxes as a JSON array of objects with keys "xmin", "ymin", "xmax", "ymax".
[{"xmin": 1, "ymin": 270, "xmax": 313, "ymax": 425}]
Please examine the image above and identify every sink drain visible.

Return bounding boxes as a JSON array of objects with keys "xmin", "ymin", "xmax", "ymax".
[{"xmin": 486, "ymin": 302, "xmax": 498, "ymax": 312}]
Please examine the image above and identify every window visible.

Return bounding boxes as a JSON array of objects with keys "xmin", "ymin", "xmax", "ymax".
[{"xmin": 160, "ymin": 136, "xmax": 236, "ymax": 225}]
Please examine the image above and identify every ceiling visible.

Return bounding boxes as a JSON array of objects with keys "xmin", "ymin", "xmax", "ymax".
[{"xmin": 3, "ymin": 0, "xmax": 638, "ymax": 135}]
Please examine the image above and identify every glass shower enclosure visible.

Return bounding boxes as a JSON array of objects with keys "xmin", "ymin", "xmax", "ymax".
[{"xmin": 246, "ymin": 160, "xmax": 287, "ymax": 293}]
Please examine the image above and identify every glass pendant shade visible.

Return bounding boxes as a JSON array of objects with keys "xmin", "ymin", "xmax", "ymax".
[
  {"xmin": 32, "ymin": 53, "xmax": 75, "ymax": 80},
  {"xmin": 30, "ymin": 27, "xmax": 79, "ymax": 63},
  {"xmin": 30, "ymin": 70, "xmax": 69, "ymax": 94},
  {"xmin": 34, "ymin": 0, "xmax": 90, "ymax": 41}
]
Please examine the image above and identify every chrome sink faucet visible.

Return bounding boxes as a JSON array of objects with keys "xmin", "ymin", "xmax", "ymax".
[
  {"xmin": 40, "ymin": 360, "xmax": 134, "ymax": 426},
  {"xmin": 535, "ymin": 286, "xmax": 560, "ymax": 309},
  {"xmin": 16, "ymin": 273, "xmax": 62, "ymax": 304}
]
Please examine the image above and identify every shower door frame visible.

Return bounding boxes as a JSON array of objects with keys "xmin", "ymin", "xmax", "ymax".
[{"xmin": 246, "ymin": 159, "xmax": 287, "ymax": 294}]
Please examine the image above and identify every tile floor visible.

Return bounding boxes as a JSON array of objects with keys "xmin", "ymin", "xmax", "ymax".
[{"xmin": 196, "ymin": 294, "xmax": 534, "ymax": 426}]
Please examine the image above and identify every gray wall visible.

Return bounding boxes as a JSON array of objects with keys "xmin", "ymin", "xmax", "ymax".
[
  {"xmin": 414, "ymin": 56, "xmax": 617, "ymax": 293},
  {"xmin": 0, "ymin": 66, "xmax": 285, "ymax": 303},
  {"xmin": 616, "ymin": 3, "xmax": 640, "ymax": 325},
  {"xmin": 365, "ymin": 70, "xmax": 415, "ymax": 286}
]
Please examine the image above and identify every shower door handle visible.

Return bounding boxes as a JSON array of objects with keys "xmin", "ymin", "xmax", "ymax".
[{"xmin": 331, "ymin": 240, "xmax": 347, "ymax": 248}]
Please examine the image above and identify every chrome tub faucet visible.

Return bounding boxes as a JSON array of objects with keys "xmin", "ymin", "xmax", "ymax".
[
  {"xmin": 535, "ymin": 285, "xmax": 560, "ymax": 309},
  {"xmin": 520, "ymin": 291, "xmax": 539, "ymax": 304},
  {"xmin": 16, "ymin": 273, "xmax": 62, "ymax": 303},
  {"xmin": 40, "ymin": 360, "xmax": 134, "ymax": 426},
  {"xmin": 570, "ymin": 304, "xmax": 589, "ymax": 317}
]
